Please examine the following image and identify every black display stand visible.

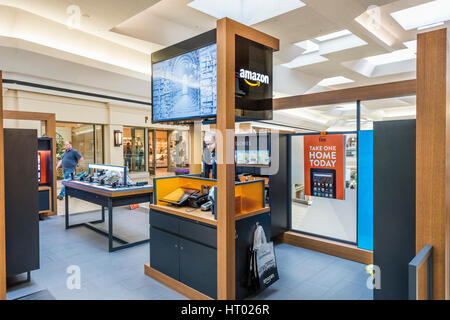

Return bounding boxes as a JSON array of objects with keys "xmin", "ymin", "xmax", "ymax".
[
  {"xmin": 38, "ymin": 137, "xmax": 54, "ymax": 216},
  {"xmin": 4, "ymin": 129, "xmax": 40, "ymax": 284},
  {"xmin": 373, "ymin": 120, "xmax": 416, "ymax": 300}
]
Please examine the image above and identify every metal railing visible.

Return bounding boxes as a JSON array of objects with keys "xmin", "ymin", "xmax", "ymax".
[{"xmin": 408, "ymin": 245, "xmax": 433, "ymax": 300}]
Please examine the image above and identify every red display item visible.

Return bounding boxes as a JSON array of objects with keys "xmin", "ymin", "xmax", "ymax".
[
  {"xmin": 304, "ymin": 134, "xmax": 345, "ymax": 200},
  {"xmin": 38, "ymin": 150, "xmax": 51, "ymax": 185}
]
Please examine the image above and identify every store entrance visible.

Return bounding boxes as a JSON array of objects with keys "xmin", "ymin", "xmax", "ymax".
[{"xmin": 123, "ymin": 127, "xmax": 145, "ymax": 173}]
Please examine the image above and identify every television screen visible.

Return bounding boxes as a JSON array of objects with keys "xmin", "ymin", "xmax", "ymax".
[{"xmin": 152, "ymin": 43, "xmax": 217, "ymax": 122}]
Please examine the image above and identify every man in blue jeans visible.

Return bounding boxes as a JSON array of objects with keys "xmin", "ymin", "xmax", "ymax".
[{"xmin": 56, "ymin": 141, "xmax": 84, "ymax": 200}]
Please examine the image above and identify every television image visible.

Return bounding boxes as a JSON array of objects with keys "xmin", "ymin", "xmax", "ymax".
[
  {"xmin": 258, "ymin": 150, "xmax": 270, "ymax": 165},
  {"xmin": 152, "ymin": 43, "xmax": 217, "ymax": 122},
  {"xmin": 310, "ymin": 168, "xmax": 336, "ymax": 199}
]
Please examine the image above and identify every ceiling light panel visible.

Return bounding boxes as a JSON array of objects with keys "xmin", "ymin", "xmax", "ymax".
[
  {"xmin": 187, "ymin": 0, "xmax": 305, "ymax": 26},
  {"xmin": 282, "ymin": 52, "xmax": 328, "ymax": 69},
  {"xmin": 364, "ymin": 49, "xmax": 416, "ymax": 66},
  {"xmin": 285, "ymin": 31, "xmax": 366, "ymax": 68},
  {"xmin": 315, "ymin": 30, "xmax": 352, "ymax": 42},
  {"xmin": 391, "ymin": 0, "xmax": 450, "ymax": 30},
  {"xmin": 317, "ymin": 76, "xmax": 354, "ymax": 87}
]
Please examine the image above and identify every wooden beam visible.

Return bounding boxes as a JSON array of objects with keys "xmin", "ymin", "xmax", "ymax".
[
  {"xmin": 216, "ymin": 18, "xmax": 279, "ymax": 300},
  {"xmin": 273, "ymin": 79, "xmax": 417, "ymax": 110},
  {"xmin": 0, "ymin": 71, "xmax": 6, "ymax": 300},
  {"xmin": 280, "ymin": 232, "xmax": 373, "ymax": 265},
  {"xmin": 416, "ymin": 28, "xmax": 450, "ymax": 300}
]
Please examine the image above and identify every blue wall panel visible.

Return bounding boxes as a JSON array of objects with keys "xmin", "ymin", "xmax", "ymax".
[{"xmin": 358, "ymin": 131, "xmax": 373, "ymax": 251}]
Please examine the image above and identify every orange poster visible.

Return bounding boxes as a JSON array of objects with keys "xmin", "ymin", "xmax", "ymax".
[{"xmin": 304, "ymin": 134, "xmax": 345, "ymax": 200}]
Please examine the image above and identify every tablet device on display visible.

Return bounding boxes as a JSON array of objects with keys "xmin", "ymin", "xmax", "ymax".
[
  {"xmin": 310, "ymin": 168, "xmax": 336, "ymax": 199},
  {"xmin": 160, "ymin": 187, "xmax": 200, "ymax": 206}
]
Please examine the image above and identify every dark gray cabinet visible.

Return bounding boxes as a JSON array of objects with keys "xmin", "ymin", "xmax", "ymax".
[
  {"xmin": 179, "ymin": 238, "xmax": 217, "ymax": 298},
  {"xmin": 150, "ymin": 210, "xmax": 217, "ymax": 299},
  {"xmin": 150, "ymin": 227, "xmax": 179, "ymax": 280},
  {"xmin": 4, "ymin": 129, "xmax": 40, "ymax": 278},
  {"xmin": 150, "ymin": 209, "xmax": 271, "ymax": 299}
]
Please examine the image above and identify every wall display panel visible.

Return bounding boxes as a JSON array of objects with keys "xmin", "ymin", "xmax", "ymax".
[
  {"xmin": 152, "ymin": 44, "xmax": 217, "ymax": 122},
  {"xmin": 357, "ymin": 131, "xmax": 373, "ymax": 251},
  {"xmin": 290, "ymin": 134, "xmax": 357, "ymax": 243},
  {"xmin": 303, "ymin": 134, "xmax": 345, "ymax": 200}
]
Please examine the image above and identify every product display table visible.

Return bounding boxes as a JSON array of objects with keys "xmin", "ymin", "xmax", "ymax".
[{"xmin": 63, "ymin": 180, "xmax": 153, "ymax": 252}]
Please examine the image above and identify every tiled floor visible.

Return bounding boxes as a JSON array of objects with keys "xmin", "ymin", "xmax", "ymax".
[{"xmin": 7, "ymin": 209, "xmax": 373, "ymax": 300}]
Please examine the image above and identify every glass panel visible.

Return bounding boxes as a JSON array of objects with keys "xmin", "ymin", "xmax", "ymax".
[
  {"xmin": 275, "ymin": 102, "xmax": 357, "ymax": 132},
  {"xmin": 148, "ymin": 130, "xmax": 155, "ymax": 174},
  {"xmin": 123, "ymin": 127, "xmax": 145, "ymax": 172},
  {"xmin": 95, "ymin": 125, "xmax": 104, "ymax": 164},
  {"xmin": 56, "ymin": 123, "xmax": 95, "ymax": 175},
  {"xmin": 290, "ymin": 133, "xmax": 357, "ymax": 243},
  {"xmin": 155, "ymin": 131, "xmax": 168, "ymax": 173},
  {"xmin": 360, "ymin": 95, "xmax": 416, "ymax": 130},
  {"xmin": 169, "ymin": 130, "xmax": 189, "ymax": 170}
]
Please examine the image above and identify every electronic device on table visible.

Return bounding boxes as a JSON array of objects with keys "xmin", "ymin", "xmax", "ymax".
[
  {"xmin": 160, "ymin": 188, "xmax": 200, "ymax": 207},
  {"xmin": 73, "ymin": 171, "xmax": 87, "ymax": 180},
  {"xmin": 310, "ymin": 168, "xmax": 336, "ymax": 199}
]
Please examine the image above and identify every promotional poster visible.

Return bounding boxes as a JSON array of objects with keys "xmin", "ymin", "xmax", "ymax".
[{"xmin": 304, "ymin": 134, "xmax": 345, "ymax": 200}]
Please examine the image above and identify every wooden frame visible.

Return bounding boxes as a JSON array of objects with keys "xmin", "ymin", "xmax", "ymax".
[
  {"xmin": 0, "ymin": 71, "xmax": 6, "ymax": 299},
  {"xmin": 273, "ymin": 79, "xmax": 416, "ymax": 110},
  {"xmin": 280, "ymin": 231, "xmax": 373, "ymax": 265},
  {"xmin": 416, "ymin": 28, "xmax": 450, "ymax": 300},
  {"xmin": 38, "ymin": 186, "xmax": 52, "ymax": 215},
  {"xmin": 144, "ymin": 264, "xmax": 213, "ymax": 300},
  {"xmin": 216, "ymin": 18, "xmax": 279, "ymax": 300},
  {"xmin": 3, "ymin": 110, "xmax": 57, "ymax": 216}
]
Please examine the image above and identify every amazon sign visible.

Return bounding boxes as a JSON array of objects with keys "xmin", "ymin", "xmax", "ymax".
[{"xmin": 235, "ymin": 35, "xmax": 273, "ymax": 121}]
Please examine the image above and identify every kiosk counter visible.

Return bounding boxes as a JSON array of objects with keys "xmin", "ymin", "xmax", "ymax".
[{"xmin": 145, "ymin": 175, "xmax": 271, "ymax": 300}]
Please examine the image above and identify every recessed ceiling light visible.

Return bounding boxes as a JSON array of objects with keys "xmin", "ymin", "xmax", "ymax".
[
  {"xmin": 317, "ymin": 76, "xmax": 354, "ymax": 87},
  {"xmin": 282, "ymin": 53, "xmax": 328, "ymax": 69},
  {"xmin": 364, "ymin": 49, "xmax": 416, "ymax": 66},
  {"xmin": 315, "ymin": 30, "xmax": 352, "ymax": 42},
  {"xmin": 391, "ymin": 0, "xmax": 450, "ymax": 31},
  {"xmin": 187, "ymin": 0, "xmax": 306, "ymax": 26},
  {"xmin": 417, "ymin": 21, "xmax": 445, "ymax": 31}
]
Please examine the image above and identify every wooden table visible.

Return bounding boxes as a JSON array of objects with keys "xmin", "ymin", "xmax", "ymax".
[{"xmin": 63, "ymin": 180, "xmax": 153, "ymax": 252}]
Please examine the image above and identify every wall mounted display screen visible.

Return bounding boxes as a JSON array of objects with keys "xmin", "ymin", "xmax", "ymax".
[{"xmin": 152, "ymin": 43, "xmax": 217, "ymax": 122}]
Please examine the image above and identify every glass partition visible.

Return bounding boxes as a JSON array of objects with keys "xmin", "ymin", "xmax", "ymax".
[
  {"xmin": 290, "ymin": 133, "xmax": 357, "ymax": 243},
  {"xmin": 360, "ymin": 95, "xmax": 416, "ymax": 130}
]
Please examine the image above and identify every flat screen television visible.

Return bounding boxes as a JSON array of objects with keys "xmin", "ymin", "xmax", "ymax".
[
  {"xmin": 152, "ymin": 43, "xmax": 217, "ymax": 122},
  {"xmin": 151, "ymin": 29, "xmax": 273, "ymax": 123}
]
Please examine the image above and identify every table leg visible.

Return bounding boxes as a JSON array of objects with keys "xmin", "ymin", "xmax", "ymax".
[
  {"xmin": 65, "ymin": 193, "xmax": 69, "ymax": 229},
  {"xmin": 101, "ymin": 206, "xmax": 105, "ymax": 222},
  {"xmin": 108, "ymin": 199, "xmax": 113, "ymax": 252}
]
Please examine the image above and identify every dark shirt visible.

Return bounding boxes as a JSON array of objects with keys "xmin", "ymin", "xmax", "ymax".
[{"xmin": 62, "ymin": 148, "xmax": 82, "ymax": 173}]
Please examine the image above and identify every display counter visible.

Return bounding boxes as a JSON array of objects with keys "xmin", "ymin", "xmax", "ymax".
[
  {"xmin": 63, "ymin": 179, "xmax": 153, "ymax": 252},
  {"xmin": 145, "ymin": 175, "xmax": 271, "ymax": 300}
]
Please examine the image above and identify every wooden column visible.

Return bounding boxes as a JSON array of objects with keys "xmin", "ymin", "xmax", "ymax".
[
  {"xmin": 216, "ymin": 18, "xmax": 279, "ymax": 300},
  {"xmin": 189, "ymin": 123, "xmax": 202, "ymax": 174},
  {"xmin": 0, "ymin": 71, "xmax": 6, "ymax": 300},
  {"xmin": 416, "ymin": 28, "xmax": 450, "ymax": 300},
  {"xmin": 216, "ymin": 18, "xmax": 237, "ymax": 300}
]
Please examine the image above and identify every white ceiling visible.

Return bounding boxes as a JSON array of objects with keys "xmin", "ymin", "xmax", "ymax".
[{"xmin": 0, "ymin": 0, "xmax": 446, "ymax": 129}]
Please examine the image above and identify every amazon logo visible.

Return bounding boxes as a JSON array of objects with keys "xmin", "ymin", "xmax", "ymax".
[{"xmin": 239, "ymin": 69, "xmax": 270, "ymax": 87}]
